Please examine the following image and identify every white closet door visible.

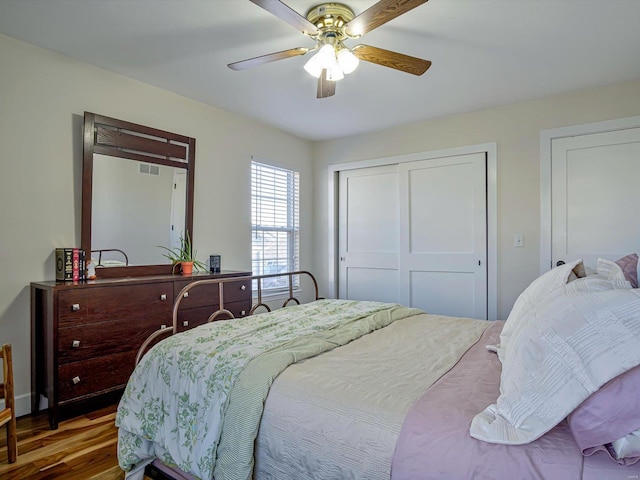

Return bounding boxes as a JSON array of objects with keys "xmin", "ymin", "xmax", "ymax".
[
  {"xmin": 338, "ymin": 153, "xmax": 488, "ymax": 319},
  {"xmin": 399, "ymin": 153, "xmax": 487, "ymax": 319},
  {"xmin": 551, "ymin": 127, "xmax": 640, "ymax": 270},
  {"xmin": 338, "ymin": 165, "xmax": 400, "ymax": 302}
]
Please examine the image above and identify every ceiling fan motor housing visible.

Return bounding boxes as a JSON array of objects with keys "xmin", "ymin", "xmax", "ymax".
[{"xmin": 306, "ymin": 3, "xmax": 355, "ymax": 40}]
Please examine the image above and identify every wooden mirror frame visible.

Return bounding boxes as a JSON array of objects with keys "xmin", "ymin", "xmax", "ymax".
[{"xmin": 81, "ymin": 112, "xmax": 196, "ymax": 278}]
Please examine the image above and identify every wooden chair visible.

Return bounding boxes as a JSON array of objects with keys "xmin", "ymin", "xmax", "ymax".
[{"xmin": 0, "ymin": 344, "xmax": 17, "ymax": 463}]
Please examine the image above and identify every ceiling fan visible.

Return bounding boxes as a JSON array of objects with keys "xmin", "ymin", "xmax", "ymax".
[{"xmin": 228, "ymin": 0, "xmax": 432, "ymax": 99}]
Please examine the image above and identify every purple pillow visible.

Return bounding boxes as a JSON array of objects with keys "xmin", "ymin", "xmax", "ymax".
[
  {"xmin": 616, "ymin": 253, "xmax": 638, "ymax": 288},
  {"xmin": 568, "ymin": 364, "xmax": 640, "ymax": 464}
]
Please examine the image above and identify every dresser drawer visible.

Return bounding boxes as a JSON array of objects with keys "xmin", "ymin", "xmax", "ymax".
[
  {"xmin": 176, "ymin": 300, "xmax": 251, "ymax": 331},
  {"xmin": 174, "ymin": 278, "xmax": 251, "ymax": 310},
  {"xmin": 226, "ymin": 299, "xmax": 252, "ymax": 319},
  {"xmin": 223, "ymin": 279, "xmax": 252, "ymax": 303},
  {"xmin": 58, "ymin": 316, "xmax": 168, "ymax": 364},
  {"xmin": 58, "ymin": 283, "xmax": 173, "ymax": 326},
  {"xmin": 58, "ymin": 350, "xmax": 136, "ymax": 402},
  {"xmin": 57, "ymin": 290, "xmax": 90, "ymax": 318}
]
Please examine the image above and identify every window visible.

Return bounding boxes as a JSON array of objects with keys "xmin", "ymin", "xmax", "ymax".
[{"xmin": 251, "ymin": 160, "xmax": 299, "ymax": 291}]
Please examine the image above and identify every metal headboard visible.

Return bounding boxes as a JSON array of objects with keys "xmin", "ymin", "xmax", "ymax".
[
  {"xmin": 91, "ymin": 248, "xmax": 129, "ymax": 266},
  {"xmin": 135, "ymin": 270, "xmax": 321, "ymax": 365}
]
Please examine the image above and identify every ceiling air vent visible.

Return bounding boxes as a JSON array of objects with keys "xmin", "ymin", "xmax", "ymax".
[{"xmin": 139, "ymin": 163, "xmax": 160, "ymax": 176}]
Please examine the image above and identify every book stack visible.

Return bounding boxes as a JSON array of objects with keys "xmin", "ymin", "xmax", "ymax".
[{"xmin": 55, "ymin": 248, "xmax": 86, "ymax": 282}]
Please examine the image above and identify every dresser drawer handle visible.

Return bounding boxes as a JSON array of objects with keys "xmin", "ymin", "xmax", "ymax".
[
  {"xmin": 160, "ymin": 324, "xmax": 167, "ymax": 329},
  {"xmin": 72, "ymin": 376, "xmax": 81, "ymax": 385},
  {"xmin": 183, "ymin": 321, "xmax": 189, "ymax": 327},
  {"xmin": 241, "ymin": 310, "xmax": 246, "ymax": 316},
  {"xmin": 72, "ymin": 303, "xmax": 81, "ymax": 311},
  {"xmin": 72, "ymin": 340, "xmax": 80, "ymax": 348},
  {"xmin": 160, "ymin": 294, "xmax": 167, "ymax": 301},
  {"xmin": 240, "ymin": 285, "xmax": 246, "ymax": 291},
  {"xmin": 183, "ymin": 292, "xmax": 189, "ymax": 298}
]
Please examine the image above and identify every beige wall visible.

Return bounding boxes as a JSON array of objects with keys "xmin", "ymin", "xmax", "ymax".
[
  {"xmin": 2, "ymin": 30, "xmax": 640, "ymax": 417},
  {"xmin": 0, "ymin": 34, "xmax": 313, "ymax": 415},
  {"xmin": 311, "ymin": 78, "xmax": 640, "ymax": 320}
]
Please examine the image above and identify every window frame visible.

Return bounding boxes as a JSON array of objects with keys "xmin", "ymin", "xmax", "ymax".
[{"xmin": 251, "ymin": 160, "xmax": 300, "ymax": 294}]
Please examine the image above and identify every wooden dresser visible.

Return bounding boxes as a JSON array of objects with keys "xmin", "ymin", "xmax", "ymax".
[{"xmin": 31, "ymin": 270, "xmax": 251, "ymax": 429}]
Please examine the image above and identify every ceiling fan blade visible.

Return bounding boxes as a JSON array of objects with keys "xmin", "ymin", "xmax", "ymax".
[
  {"xmin": 352, "ymin": 44, "xmax": 431, "ymax": 76},
  {"xmin": 250, "ymin": 0, "xmax": 319, "ymax": 36},
  {"xmin": 228, "ymin": 47, "xmax": 310, "ymax": 71},
  {"xmin": 345, "ymin": 0, "xmax": 429, "ymax": 37},
  {"xmin": 317, "ymin": 69, "xmax": 336, "ymax": 99}
]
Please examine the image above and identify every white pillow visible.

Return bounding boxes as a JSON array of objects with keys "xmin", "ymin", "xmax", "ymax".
[
  {"xmin": 596, "ymin": 257, "xmax": 633, "ymax": 288},
  {"xmin": 470, "ymin": 288, "xmax": 640, "ymax": 445},
  {"xmin": 612, "ymin": 429, "xmax": 640, "ymax": 461},
  {"xmin": 496, "ymin": 259, "xmax": 583, "ymax": 363},
  {"xmin": 495, "ymin": 259, "xmax": 632, "ymax": 362},
  {"xmin": 565, "ymin": 272, "xmax": 632, "ymax": 295}
]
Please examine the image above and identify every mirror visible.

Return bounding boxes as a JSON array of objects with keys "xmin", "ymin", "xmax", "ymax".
[
  {"xmin": 81, "ymin": 112, "xmax": 195, "ymax": 278},
  {"xmin": 91, "ymin": 154, "xmax": 187, "ymax": 265}
]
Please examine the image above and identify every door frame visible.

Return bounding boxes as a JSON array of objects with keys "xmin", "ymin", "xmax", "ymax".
[
  {"xmin": 539, "ymin": 115, "xmax": 640, "ymax": 274},
  {"xmin": 327, "ymin": 143, "xmax": 498, "ymax": 320}
]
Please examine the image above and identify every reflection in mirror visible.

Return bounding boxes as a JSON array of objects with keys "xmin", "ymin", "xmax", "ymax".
[{"xmin": 91, "ymin": 154, "xmax": 187, "ymax": 266}]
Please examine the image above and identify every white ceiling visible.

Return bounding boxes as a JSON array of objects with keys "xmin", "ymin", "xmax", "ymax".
[{"xmin": 1, "ymin": 0, "xmax": 639, "ymax": 141}]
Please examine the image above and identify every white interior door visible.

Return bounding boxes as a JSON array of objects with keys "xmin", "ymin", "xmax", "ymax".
[
  {"xmin": 551, "ymin": 127, "xmax": 640, "ymax": 270},
  {"xmin": 170, "ymin": 170, "xmax": 186, "ymax": 249},
  {"xmin": 338, "ymin": 165, "xmax": 400, "ymax": 302},
  {"xmin": 338, "ymin": 153, "xmax": 488, "ymax": 319},
  {"xmin": 400, "ymin": 153, "xmax": 487, "ymax": 319}
]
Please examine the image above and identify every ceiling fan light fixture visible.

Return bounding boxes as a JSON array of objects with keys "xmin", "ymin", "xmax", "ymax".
[
  {"xmin": 304, "ymin": 44, "xmax": 342, "ymax": 79},
  {"xmin": 337, "ymin": 48, "xmax": 359, "ymax": 74},
  {"xmin": 326, "ymin": 64, "xmax": 344, "ymax": 81},
  {"xmin": 303, "ymin": 57, "xmax": 322, "ymax": 78}
]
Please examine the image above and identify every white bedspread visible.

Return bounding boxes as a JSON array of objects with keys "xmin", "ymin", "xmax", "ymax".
[{"xmin": 254, "ymin": 313, "xmax": 490, "ymax": 479}]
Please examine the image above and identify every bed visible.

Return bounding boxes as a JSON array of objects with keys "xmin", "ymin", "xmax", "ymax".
[
  {"xmin": 116, "ymin": 264, "xmax": 640, "ymax": 480},
  {"xmin": 90, "ymin": 248, "xmax": 129, "ymax": 267}
]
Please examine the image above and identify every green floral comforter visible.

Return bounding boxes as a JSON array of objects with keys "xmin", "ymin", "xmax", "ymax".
[{"xmin": 116, "ymin": 299, "xmax": 422, "ymax": 480}]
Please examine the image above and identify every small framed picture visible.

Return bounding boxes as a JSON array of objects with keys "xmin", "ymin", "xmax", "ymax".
[{"xmin": 209, "ymin": 255, "xmax": 221, "ymax": 273}]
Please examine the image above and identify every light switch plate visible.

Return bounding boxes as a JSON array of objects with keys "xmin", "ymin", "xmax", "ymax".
[{"xmin": 514, "ymin": 233, "xmax": 524, "ymax": 247}]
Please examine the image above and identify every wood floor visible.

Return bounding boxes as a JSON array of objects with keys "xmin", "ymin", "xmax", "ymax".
[{"xmin": 0, "ymin": 403, "xmax": 151, "ymax": 480}]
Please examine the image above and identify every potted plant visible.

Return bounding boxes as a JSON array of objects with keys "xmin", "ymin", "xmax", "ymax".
[{"xmin": 158, "ymin": 231, "xmax": 207, "ymax": 275}]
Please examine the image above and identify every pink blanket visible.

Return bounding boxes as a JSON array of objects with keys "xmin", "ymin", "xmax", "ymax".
[{"xmin": 391, "ymin": 321, "xmax": 640, "ymax": 480}]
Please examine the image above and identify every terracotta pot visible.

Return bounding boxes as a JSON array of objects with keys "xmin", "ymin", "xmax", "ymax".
[{"xmin": 180, "ymin": 261, "xmax": 193, "ymax": 275}]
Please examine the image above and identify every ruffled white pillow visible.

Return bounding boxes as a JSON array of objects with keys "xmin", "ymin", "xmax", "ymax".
[
  {"xmin": 596, "ymin": 257, "xmax": 633, "ymax": 288},
  {"xmin": 471, "ymin": 287, "xmax": 640, "ymax": 445},
  {"xmin": 495, "ymin": 259, "xmax": 583, "ymax": 363},
  {"xmin": 494, "ymin": 259, "xmax": 631, "ymax": 362}
]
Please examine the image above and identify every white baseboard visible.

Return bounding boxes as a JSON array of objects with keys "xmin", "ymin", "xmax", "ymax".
[{"xmin": 13, "ymin": 392, "xmax": 35, "ymax": 418}]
